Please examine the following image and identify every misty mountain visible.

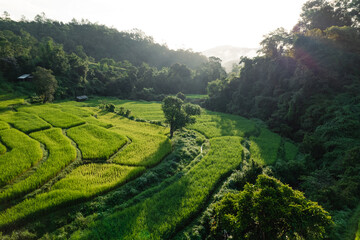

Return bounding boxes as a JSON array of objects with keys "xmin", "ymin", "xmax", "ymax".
[{"xmin": 202, "ymin": 45, "xmax": 258, "ymax": 72}]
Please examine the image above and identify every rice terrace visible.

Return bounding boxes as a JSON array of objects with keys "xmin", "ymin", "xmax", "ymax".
[
  {"xmin": 1, "ymin": 0, "xmax": 360, "ymax": 238},
  {"xmin": 0, "ymin": 93, "xmax": 308, "ymax": 239}
]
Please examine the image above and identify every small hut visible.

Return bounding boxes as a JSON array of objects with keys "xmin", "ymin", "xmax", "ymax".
[
  {"xmin": 76, "ymin": 95, "xmax": 88, "ymax": 102},
  {"xmin": 17, "ymin": 74, "xmax": 33, "ymax": 81}
]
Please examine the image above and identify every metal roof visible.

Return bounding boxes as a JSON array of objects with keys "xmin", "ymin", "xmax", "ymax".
[{"xmin": 17, "ymin": 74, "xmax": 33, "ymax": 79}]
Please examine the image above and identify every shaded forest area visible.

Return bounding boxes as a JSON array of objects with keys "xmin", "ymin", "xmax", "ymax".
[
  {"xmin": 205, "ymin": 0, "xmax": 360, "ymax": 237},
  {"xmin": 0, "ymin": 13, "xmax": 225, "ymax": 99}
]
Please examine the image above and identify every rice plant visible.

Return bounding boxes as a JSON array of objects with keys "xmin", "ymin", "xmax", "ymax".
[
  {"xmin": 0, "ymin": 121, "xmax": 9, "ymax": 130},
  {"xmin": 0, "ymin": 164, "xmax": 145, "ymax": 227},
  {"xmin": 188, "ymin": 110, "xmax": 257, "ymax": 138},
  {"xmin": 0, "ymin": 129, "xmax": 42, "ymax": 187},
  {"xmin": 0, "ymin": 142, "xmax": 5, "ymax": 155},
  {"xmin": 67, "ymin": 124, "xmax": 127, "ymax": 160},
  {"xmin": 0, "ymin": 128, "xmax": 76, "ymax": 202},
  {"xmin": 92, "ymin": 113, "xmax": 171, "ymax": 166},
  {"xmin": 111, "ymin": 128, "xmax": 171, "ymax": 167},
  {"xmin": 0, "ymin": 111, "xmax": 51, "ymax": 133},
  {"xmin": 70, "ymin": 136, "xmax": 244, "ymax": 240},
  {"xmin": 284, "ymin": 141, "xmax": 298, "ymax": 161},
  {"xmin": 0, "ymin": 97, "xmax": 24, "ymax": 109},
  {"xmin": 19, "ymin": 105, "xmax": 85, "ymax": 128},
  {"xmin": 250, "ymin": 128, "xmax": 281, "ymax": 165}
]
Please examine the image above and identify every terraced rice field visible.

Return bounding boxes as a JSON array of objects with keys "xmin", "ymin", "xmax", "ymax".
[
  {"xmin": 188, "ymin": 110, "xmax": 257, "ymax": 138},
  {"xmin": 19, "ymin": 105, "xmax": 85, "ymax": 128},
  {"xmin": 0, "ymin": 95, "xmax": 299, "ymax": 239},
  {"xmin": 0, "ymin": 96, "xmax": 171, "ymax": 229},
  {"xmin": 0, "ymin": 128, "xmax": 43, "ymax": 187},
  {"xmin": 250, "ymin": 128, "xmax": 282, "ymax": 165},
  {"xmin": 0, "ymin": 128, "xmax": 77, "ymax": 202},
  {"xmin": 0, "ymin": 164, "xmax": 145, "ymax": 227},
  {"xmin": 67, "ymin": 124, "xmax": 127, "ymax": 160},
  {"xmin": 0, "ymin": 111, "xmax": 51, "ymax": 133},
  {"xmin": 71, "ymin": 136, "xmax": 244, "ymax": 239}
]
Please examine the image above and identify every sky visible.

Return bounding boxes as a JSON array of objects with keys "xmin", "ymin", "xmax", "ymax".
[{"xmin": 1, "ymin": 0, "xmax": 308, "ymax": 52}]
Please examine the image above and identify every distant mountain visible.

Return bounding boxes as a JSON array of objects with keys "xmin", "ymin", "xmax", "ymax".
[{"xmin": 202, "ymin": 46, "xmax": 258, "ymax": 72}]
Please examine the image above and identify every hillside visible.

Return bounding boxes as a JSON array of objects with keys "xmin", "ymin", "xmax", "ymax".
[
  {"xmin": 205, "ymin": 0, "xmax": 360, "ymax": 238},
  {"xmin": 0, "ymin": 94, "xmax": 312, "ymax": 239},
  {"xmin": 0, "ymin": 16, "xmax": 207, "ymax": 69},
  {"xmin": 0, "ymin": 16, "xmax": 227, "ymax": 98}
]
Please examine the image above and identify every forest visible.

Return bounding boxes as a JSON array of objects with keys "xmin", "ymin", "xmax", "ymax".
[
  {"xmin": 0, "ymin": 12, "xmax": 225, "ymax": 99},
  {"xmin": 0, "ymin": 0, "xmax": 360, "ymax": 239}
]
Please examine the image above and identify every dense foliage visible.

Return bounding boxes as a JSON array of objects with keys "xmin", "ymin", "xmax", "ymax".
[
  {"xmin": 162, "ymin": 96, "xmax": 201, "ymax": 137},
  {"xmin": 210, "ymin": 175, "xmax": 332, "ymax": 239},
  {"xmin": 205, "ymin": 0, "xmax": 360, "ymax": 237},
  {"xmin": 0, "ymin": 14, "xmax": 225, "ymax": 99}
]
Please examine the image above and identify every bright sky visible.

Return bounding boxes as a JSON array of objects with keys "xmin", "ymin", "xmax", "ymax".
[{"xmin": 1, "ymin": 0, "xmax": 308, "ymax": 52}]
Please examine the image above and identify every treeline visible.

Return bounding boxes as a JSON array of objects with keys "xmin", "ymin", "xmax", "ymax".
[
  {"xmin": 205, "ymin": 0, "xmax": 360, "ymax": 238},
  {"xmin": 0, "ymin": 13, "xmax": 225, "ymax": 99}
]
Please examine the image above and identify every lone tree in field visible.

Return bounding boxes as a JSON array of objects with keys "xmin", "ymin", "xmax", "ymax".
[
  {"xmin": 162, "ymin": 96, "xmax": 201, "ymax": 138},
  {"xmin": 211, "ymin": 175, "xmax": 333, "ymax": 240},
  {"xmin": 32, "ymin": 66, "xmax": 58, "ymax": 103}
]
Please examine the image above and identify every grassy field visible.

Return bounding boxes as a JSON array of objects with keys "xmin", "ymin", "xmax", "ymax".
[
  {"xmin": 0, "ymin": 128, "xmax": 77, "ymax": 202},
  {"xmin": 0, "ymin": 128, "xmax": 43, "ymax": 187},
  {"xmin": 67, "ymin": 124, "xmax": 127, "ymax": 160},
  {"xmin": 0, "ymin": 111, "xmax": 51, "ymax": 133},
  {"xmin": 71, "ymin": 136, "xmax": 244, "ymax": 239}
]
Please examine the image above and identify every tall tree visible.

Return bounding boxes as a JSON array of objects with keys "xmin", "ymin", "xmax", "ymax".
[
  {"xmin": 32, "ymin": 66, "xmax": 58, "ymax": 103},
  {"xmin": 162, "ymin": 96, "xmax": 201, "ymax": 138}
]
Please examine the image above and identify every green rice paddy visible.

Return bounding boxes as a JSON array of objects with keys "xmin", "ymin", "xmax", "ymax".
[
  {"xmin": 0, "ymin": 121, "xmax": 9, "ymax": 130},
  {"xmin": 19, "ymin": 105, "xmax": 85, "ymax": 128},
  {"xmin": 0, "ymin": 128, "xmax": 77, "ymax": 202},
  {"xmin": 71, "ymin": 136, "xmax": 244, "ymax": 239},
  {"xmin": 0, "ymin": 164, "xmax": 145, "ymax": 227},
  {"xmin": 0, "ymin": 128, "xmax": 42, "ymax": 187},
  {"xmin": 0, "ymin": 95, "xmax": 298, "ymax": 238},
  {"xmin": 0, "ymin": 111, "xmax": 51, "ymax": 133},
  {"xmin": 67, "ymin": 124, "xmax": 127, "ymax": 160}
]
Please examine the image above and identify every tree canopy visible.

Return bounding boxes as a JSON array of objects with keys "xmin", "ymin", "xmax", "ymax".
[
  {"xmin": 162, "ymin": 96, "xmax": 201, "ymax": 138},
  {"xmin": 211, "ymin": 175, "xmax": 333, "ymax": 239}
]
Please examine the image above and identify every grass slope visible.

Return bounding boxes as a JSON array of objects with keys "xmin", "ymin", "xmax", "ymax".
[
  {"xmin": 0, "ymin": 129, "xmax": 42, "ymax": 187},
  {"xmin": 67, "ymin": 124, "xmax": 127, "ymax": 160},
  {"xmin": 71, "ymin": 136, "xmax": 244, "ymax": 240},
  {"xmin": 0, "ymin": 128, "xmax": 77, "ymax": 202}
]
